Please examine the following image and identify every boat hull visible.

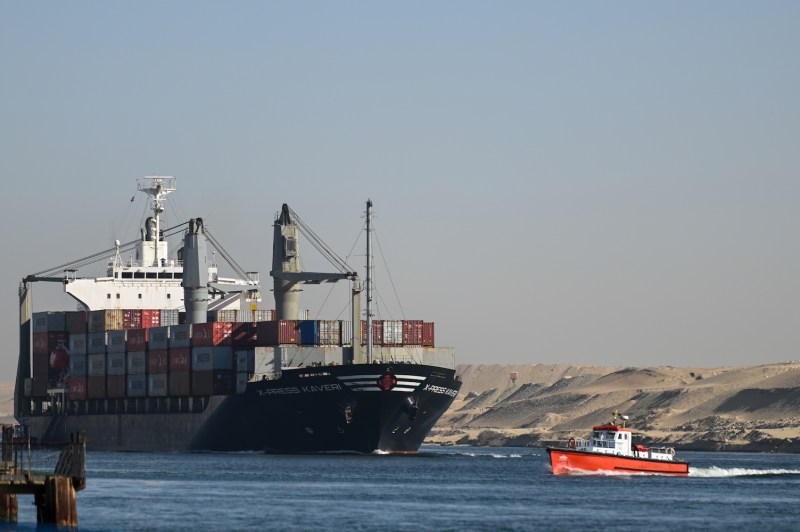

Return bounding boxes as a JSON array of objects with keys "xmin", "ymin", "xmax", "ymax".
[
  {"xmin": 547, "ymin": 447, "xmax": 689, "ymax": 476},
  {"xmin": 21, "ymin": 364, "xmax": 461, "ymax": 453}
]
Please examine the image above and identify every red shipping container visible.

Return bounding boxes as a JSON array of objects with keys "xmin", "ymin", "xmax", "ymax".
[
  {"xmin": 422, "ymin": 322, "xmax": 435, "ymax": 347},
  {"xmin": 141, "ymin": 309, "xmax": 161, "ymax": 328},
  {"xmin": 169, "ymin": 347, "xmax": 191, "ymax": 372},
  {"xmin": 33, "ymin": 353, "xmax": 50, "ymax": 377},
  {"xmin": 191, "ymin": 322, "xmax": 233, "ymax": 347},
  {"xmin": 256, "ymin": 320, "xmax": 299, "ymax": 345},
  {"xmin": 403, "ymin": 320, "xmax": 424, "ymax": 346},
  {"xmin": 106, "ymin": 375, "xmax": 126, "ymax": 398},
  {"xmin": 231, "ymin": 322, "xmax": 257, "ymax": 348},
  {"xmin": 192, "ymin": 370, "xmax": 214, "ymax": 395},
  {"xmin": 169, "ymin": 371, "xmax": 191, "ymax": 396},
  {"xmin": 32, "ymin": 332, "xmax": 69, "ymax": 356},
  {"xmin": 66, "ymin": 311, "xmax": 88, "ymax": 334},
  {"xmin": 87, "ymin": 375, "xmax": 106, "ymax": 398},
  {"xmin": 127, "ymin": 328, "xmax": 149, "ymax": 351},
  {"xmin": 32, "ymin": 377, "xmax": 48, "ymax": 397},
  {"xmin": 68, "ymin": 377, "xmax": 87, "ymax": 400},
  {"xmin": 147, "ymin": 349, "xmax": 169, "ymax": 373},
  {"xmin": 123, "ymin": 309, "xmax": 143, "ymax": 330},
  {"xmin": 361, "ymin": 320, "xmax": 383, "ymax": 346}
]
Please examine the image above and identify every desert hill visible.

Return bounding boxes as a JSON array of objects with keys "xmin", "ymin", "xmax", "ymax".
[{"xmin": 426, "ymin": 362, "xmax": 800, "ymax": 451}]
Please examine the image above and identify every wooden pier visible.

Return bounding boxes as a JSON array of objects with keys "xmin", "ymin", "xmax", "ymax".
[{"xmin": 0, "ymin": 426, "xmax": 86, "ymax": 528}]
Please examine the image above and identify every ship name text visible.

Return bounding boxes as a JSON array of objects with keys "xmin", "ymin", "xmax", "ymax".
[
  {"xmin": 258, "ymin": 383, "xmax": 342, "ymax": 397},
  {"xmin": 422, "ymin": 384, "xmax": 458, "ymax": 397}
]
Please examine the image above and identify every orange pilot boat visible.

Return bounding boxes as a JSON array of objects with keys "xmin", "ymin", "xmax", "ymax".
[{"xmin": 546, "ymin": 412, "xmax": 689, "ymax": 476}]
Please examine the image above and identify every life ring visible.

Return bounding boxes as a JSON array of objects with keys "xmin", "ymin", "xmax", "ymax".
[
  {"xmin": 568, "ymin": 437, "xmax": 576, "ymax": 449},
  {"xmin": 668, "ymin": 447, "xmax": 675, "ymax": 456}
]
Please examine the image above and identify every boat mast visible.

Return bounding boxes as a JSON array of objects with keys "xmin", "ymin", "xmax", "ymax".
[
  {"xmin": 137, "ymin": 176, "xmax": 176, "ymax": 266},
  {"xmin": 366, "ymin": 199, "xmax": 374, "ymax": 361}
]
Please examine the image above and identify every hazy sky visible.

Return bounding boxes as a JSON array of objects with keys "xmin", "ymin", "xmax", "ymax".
[{"xmin": 1, "ymin": 1, "xmax": 798, "ymax": 379}]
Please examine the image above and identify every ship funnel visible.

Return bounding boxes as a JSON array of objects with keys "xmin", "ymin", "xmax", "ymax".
[{"xmin": 182, "ymin": 218, "xmax": 209, "ymax": 324}]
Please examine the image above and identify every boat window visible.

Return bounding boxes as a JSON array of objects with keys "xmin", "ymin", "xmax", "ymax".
[
  {"xmin": 121, "ymin": 272, "xmax": 133, "ymax": 279},
  {"xmin": 107, "ymin": 294, "xmax": 111, "ymax": 299},
  {"xmin": 134, "ymin": 272, "xmax": 145, "ymax": 279},
  {"xmin": 175, "ymin": 273, "xmax": 183, "ymax": 279},
  {"xmin": 146, "ymin": 272, "xmax": 157, "ymax": 279},
  {"xmin": 138, "ymin": 294, "xmax": 142, "ymax": 299},
  {"xmin": 167, "ymin": 293, "xmax": 171, "ymax": 299},
  {"xmin": 116, "ymin": 294, "xmax": 120, "ymax": 299}
]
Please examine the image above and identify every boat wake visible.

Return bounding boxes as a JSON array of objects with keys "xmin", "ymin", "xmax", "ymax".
[{"xmin": 689, "ymin": 466, "xmax": 800, "ymax": 478}]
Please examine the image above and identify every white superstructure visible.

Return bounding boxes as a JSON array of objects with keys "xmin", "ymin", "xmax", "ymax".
[{"xmin": 64, "ymin": 176, "xmax": 258, "ymax": 312}]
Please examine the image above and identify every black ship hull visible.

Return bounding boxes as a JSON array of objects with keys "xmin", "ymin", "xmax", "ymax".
[{"xmin": 21, "ymin": 363, "xmax": 461, "ymax": 453}]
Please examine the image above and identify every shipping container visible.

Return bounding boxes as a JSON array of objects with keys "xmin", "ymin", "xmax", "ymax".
[
  {"xmin": 191, "ymin": 370, "xmax": 213, "ymax": 395},
  {"xmin": 160, "ymin": 308, "xmax": 180, "ymax": 327},
  {"xmin": 361, "ymin": 320, "xmax": 383, "ymax": 346},
  {"xmin": 126, "ymin": 328, "xmax": 149, "ymax": 352},
  {"xmin": 123, "ymin": 309, "xmax": 142, "ymax": 330},
  {"xmin": 340, "ymin": 321, "xmax": 353, "ymax": 346},
  {"xmin": 169, "ymin": 324, "xmax": 191, "ymax": 348},
  {"xmin": 87, "ymin": 375, "xmax": 106, "ymax": 398},
  {"xmin": 403, "ymin": 320, "xmax": 424, "ymax": 346},
  {"xmin": 422, "ymin": 322, "xmax": 435, "ymax": 347},
  {"xmin": 65, "ymin": 311, "xmax": 88, "ymax": 334},
  {"xmin": 127, "ymin": 351, "xmax": 147, "ymax": 375},
  {"xmin": 237, "ymin": 309, "xmax": 273, "ymax": 323},
  {"xmin": 126, "ymin": 374, "xmax": 146, "ymax": 397},
  {"xmin": 256, "ymin": 320, "xmax": 299, "ymax": 345},
  {"xmin": 148, "ymin": 373, "xmax": 168, "ymax": 397},
  {"xmin": 106, "ymin": 375, "xmax": 126, "ymax": 398},
  {"xmin": 191, "ymin": 322, "xmax": 233, "ymax": 347},
  {"xmin": 383, "ymin": 320, "xmax": 403, "ymax": 345},
  {"xmin": 68, "ymin": 334, "xmax": 87, "ymax": 356},
  {"xmin": 32, "ymin": 332, "xmax": 69, "ymax": 356},
  {"xmin": 213, "ymin": 371, "xmax": 235, "ymax": 395},
  {"xmin": 68, "ymin": 377, "xmax": 87, "ymax": 400},
  {"xmin": 236, "ymin": 373, "xmax": 248, "ymax": 394},
  {"xmin": 32, "ymin": 376, "xmax": 48, "ymax": 397},
  {"xmin": 299, "ymin": 320, "xmax": 319, "ymax": 345},
  {"xmin": 88, "ymin": 353, "xmax": 106, "ymax": 376},
  {"xmin": 87, "ymin": 332, "xmax": 107, "ymax": 355},
  {"xmin": 32, "ymin": 353, "xmax": 49, "ymax": 377},
  {"xmin": 234, "ymin": 350, "xmax": 255, "ymax": 373},
  {"xmin": 148, "ymin": 326, "xmax": 170, "ymax": 350},
  {"xmin": 142, "ymin": 309, "xmax": 161, "ymax": 328},
  {"xmin": 32, "ymin": 311, "xmax": 67, "ymax": 333},
  {"xmin": 147, "ymin": 349, "xmax": 169, "ymax": 374},
  {"xmin": 169, "ymin": 372, "xmax": 191, "ymax": 396},
  {"xmin": 208, "ymin": 309, "xmax": 237, "ymax": 323},
  {"xmin": 69, "ymin": 355, "xmax": 87, "ymax": 377},
  {"xmin": 319, "ymin": 320, "xmax": 340, "ymax": 345},
  {"xmin": 169, "ymin": 347, "xmax": 191, "ymax": 372},
  {"xmin": 106, "ymin": 330, "xmax": 127, "ymax": 353},
  {"xmin": 231, "ymin": 322, "xmax": 257, "ymax": 347},
  {"xmin": 106, "ymin": 352, "xmax": 126, "ymax": 376},
  {"xmin": 88, "ymin": 309, "xmax": 124, "ymax": 332},
  {"xmin": 191, "ymin": 346, "xmax": 233, "ymax": 371}
]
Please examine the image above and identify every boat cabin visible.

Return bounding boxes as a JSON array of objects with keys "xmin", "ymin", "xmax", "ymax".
[{"xmin": 574, "ymin": 424, "xmax": 676, "ymax": 461}]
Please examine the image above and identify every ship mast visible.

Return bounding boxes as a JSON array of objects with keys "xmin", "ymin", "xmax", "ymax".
[
  {"xmin": 137, "ymin": 176, "xmax": 176, "ymax": 266},
  {"xmin": 365, "ymin": 199, "xmax": 374, "ymax": 361}
]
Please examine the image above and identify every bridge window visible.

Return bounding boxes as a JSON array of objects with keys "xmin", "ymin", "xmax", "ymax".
[
  {"xmin": 116, "ymin": 294, "xmax": 120, "ymax": 299},
  {"xmin": 138, "ymin": 294, "xmax": 142, "ymax": 299},
  {"xmin": 121, "ymin": 272, "xmax": 133, "ymax": 279},
  {"xmin": 107, "ymin": 294, "xmax": 111, "ymax": 299},
  {"xmin": 134, "ymin": 272, "xmax": 145, "ymax": 279}
]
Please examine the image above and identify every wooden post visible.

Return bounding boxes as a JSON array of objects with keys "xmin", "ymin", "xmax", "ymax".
[
  {"xmin": 0, "ymin": 494, "xmax": 18, "ymax": 523},
  {"xmin": 36, "ymin": 476, "xmax": 78, "ymax": 528}
]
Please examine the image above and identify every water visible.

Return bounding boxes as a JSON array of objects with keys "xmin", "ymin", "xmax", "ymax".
[{"xmin": 7, "ymin": 447, "xmax": 800, "ymax": 531}]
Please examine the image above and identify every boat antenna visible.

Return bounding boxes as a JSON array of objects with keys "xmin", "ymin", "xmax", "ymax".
[
  {"xmin": 366, "ymin": 199, "xmax": 374, "ymax": 360},
  {"xmin": 137, "ymin": 176, "xmax": 176, "ymax": 266}
]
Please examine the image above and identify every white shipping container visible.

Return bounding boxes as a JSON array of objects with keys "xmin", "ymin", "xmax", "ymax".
[{"xmin": 383, "ymin": 320, "xmax": 403, "ymax": 345}]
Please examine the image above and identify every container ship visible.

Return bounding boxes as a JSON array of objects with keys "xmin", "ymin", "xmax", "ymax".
[{"xmin": 15, "ymin": 176, "xmax": 461, "ymax": 452}]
